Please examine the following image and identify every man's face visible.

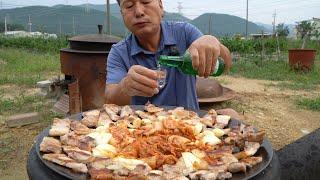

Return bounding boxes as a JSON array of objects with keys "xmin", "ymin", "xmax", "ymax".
[{"xmin": 120, "ymin": 0, "xmax": 164, "ymax": 37}]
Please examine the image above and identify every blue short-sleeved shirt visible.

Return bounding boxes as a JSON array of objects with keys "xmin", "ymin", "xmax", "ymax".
[{"xmin": 107, "ymin": 21, "xmax": 203, "ymax": 110}]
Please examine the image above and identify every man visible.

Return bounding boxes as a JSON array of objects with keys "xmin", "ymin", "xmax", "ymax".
[{"xmin": 106, "ymin": 0, "xmax": 236, "ymax": 115}]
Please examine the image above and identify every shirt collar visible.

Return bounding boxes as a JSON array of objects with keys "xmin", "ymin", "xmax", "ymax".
[{"xmin": 130, "ymin": 21, "xmax": 177, "ymax": 56}]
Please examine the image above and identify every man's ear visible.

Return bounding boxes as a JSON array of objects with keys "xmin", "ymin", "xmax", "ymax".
[
  {"xmin": 159, "ymin": 0, "xmax": 163, "ymax": 8},
  {"xmin": 159, "ymin": 0, "xmax": 164, "ymax": 17}
]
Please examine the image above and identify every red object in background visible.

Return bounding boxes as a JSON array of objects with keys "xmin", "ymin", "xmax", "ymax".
[{"xmin": 288, "ymin": 49, "xmax": 317, "ymax": 71}]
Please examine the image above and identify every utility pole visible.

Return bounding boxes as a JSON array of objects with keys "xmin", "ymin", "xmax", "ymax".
[
  {"xmin": 106, "ymin": 0, "xmax": 111, "ymax": 35},
  {"xmin": 246, "ymin": 0, "xmax": 249, "ymax": 39},
  {"xmin": 261, "ymin": 30, "xmax": 265, "ymax": 61},
  {"xmin": 208, "ymin": 15, "xmax": 212, "ymax": 35},
  {"xmin": 28, "ymin": 15, "xmax": 32, "ymax": 32},
  {"xmin": 4, "ymin": 15, "xmax": 7, "ymax": 34},
  {"xmin": 72, "ymin": 16, "xmax": 75, "ymax": 35},
  {"xmin": 272, "ymin": 10, "xmax": 277, "ymax": 36},
  {"xmin": 276, "ymin": 32, "xmax": 280, "ymax": 61},
  {"xmin": 85, "ymin": 0, "xmax": 90, "ymax": 14},
  {"xmin": 59, "ymin": 20, "xmax": 62, "ymax": 35},
  {"xmin": 177, "ymin": 2, "xmax": 183, "ymax": 16}
]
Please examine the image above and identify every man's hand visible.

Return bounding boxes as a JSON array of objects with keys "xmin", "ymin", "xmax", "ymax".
[
  {"xmin": 188, "ymin": 35, "xmax": 232, "ymax": 78},
  {"xmin": 120, "ymin": 65, "xmax": 159, "ymax": 97}
]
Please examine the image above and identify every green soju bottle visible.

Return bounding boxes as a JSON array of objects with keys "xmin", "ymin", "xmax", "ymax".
[{"xmin": 158, "ymin": 51, "xmax": 225, "ymax": 77}]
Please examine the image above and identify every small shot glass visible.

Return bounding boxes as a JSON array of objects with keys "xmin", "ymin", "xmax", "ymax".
[{"xmin": 152, "ymin": 66, "xmax": 167, "ymax": 89}]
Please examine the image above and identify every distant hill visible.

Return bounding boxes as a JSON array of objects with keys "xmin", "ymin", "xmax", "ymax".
[
  {"xmin": 0, "ymin": 4, "xmax": 268, "ymax": 37},
  {"xmin": 0, "ymin": 5, "xmax": 126, "ymax": 36},
  {"xmin": 256, "ymin": 22, "xmax": 296, "ymax": 37},
  {"xmin": 255, "ymin": 22, "xmax": 273, "ymax": 32},
  {"xmin": 77, "ymin": 4, "xmax": 190, "ymax": 22},
  {"xmin": 191, "ymin": 13, "xmax": 268, "ymax": 36},
  {"xmin": 78, "ymin": 4, "xmax": 122, "ymax": 19}
]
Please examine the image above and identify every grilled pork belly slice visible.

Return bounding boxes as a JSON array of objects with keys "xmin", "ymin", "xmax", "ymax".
[
  {"xmin": 200, "ymin": 117, "xmax": 214, "ymax": 127},
  {"xmin": 234, "ymin": 142, "xmax": 261, "ymax": 160},
  {"xmin": 42, "ymin": 153, "xmax": 73, "ymax": 166},
  {"xmin": 242, "ymin": 125, "xmax": 265, "ymax": 143},
  {"xmin": 78, "ymin": 136, "xmax": 95, "ymax": 151},
  {"xmin": 129, "ymin": 164, "xmax": 152, "ymax": 176},
  {"xmin": 189, "ymin": 170, "xmax": 219, "ymax": 180},
  {"xmin": 89, "ymin": 169, "xmax": 115, "ymax": 180},
  {"xmin": 170, "ymin": 107, "xmax": 193, "ymax": 120},
  {"xmin": 244, "ymin": 142, "xmax": 260, "ymax": 156},
  {"xmin": 215, "ymin": 115, "xmax": 231, "ymax": 129},
  {"xmin": 60, "ymin": 132, "xmax": 80, "ymax": 147},
  {"xmin": 241, "ymin": 156, "xmax": 263, "ymax": 168},
  {"xmin": 49, "ymin": 118, "xmax": 70, "ymax": 136},
  {"xmin": 216, "ymin": 171, "xmax": 232, "ymax": 179},
  {"xmin": 146, "ymin": 170, "xmax": 163, "ymax": 180},
  {"xmin": 163, "ymin": 164, "xmax": 185, "ymax": 180},
  {"xmin": 145, "ymin": 104, "xmax": 164, "ymax": 113},
  {"xmin": 88, "ymin": 158, "xmax": 113, "ymax": 170},
  {"xmin": 245, "ymin": 131, "xmax": 265, "ymax": 144},
  {"xmin": 227, "ymin": 162, "xmax": 247, "ymax": 173},
  {"xmin": 234, "ymin": 151, "xmax": 248, "ymax": 160},
  {"xmin": 65, "ymin": 162, "xmax": 88, "ymax": 173},
  {"xmin": 135, "ymin": 110, "xmax": 156, "ymax": 121},
  {"xmin": 81, "ymin": 110, "xmax": 100, "ymax": 128},
  {"xmin": 201, "ymin": 109, "xmax": 218, "ymax": 127},
  {"xmin": 190, "ymin": 168, "xmax": 231, "ymax": 180},
  {"xmin": 120, "ymin": 105, "xmax": 134, "ymax": 118},
  {"xmin": 40, "ymin": 137, "xmax": 62, "ymax": 154},
  {"xmin": 70, "ymin": 121, "xmax": 91, "ymax": 135},
  {"xmin": 83, "ymin": 109, "xmax": 100, "ymax": 117},
  {"xmin": 42, "ymin": 154, "xmax": 88, "ymax": 173},
  {"xmin": 104, "ymin": 104, "xmax": 121, "ymax": 121},
  {"xmin": 98, "ymin": 112, "xmax": 112, "ymax": 127},
  {"xmin": 207, "ymin": 164, "xmax": 228, "ymax": 173},
  {"xmin": 81, "ymin": 116, "xmax": 99, "ymax": 128},
  {"xmin": 62, "ymin": 146, "xmax": 94, "ymax": 163},
  {"xmin": 220, "ymin": 153, "xmax": 239, "ymax": 165},
  {"xmin": 60, "ymin": 132, "xmax": 95, "ymax": 151}
]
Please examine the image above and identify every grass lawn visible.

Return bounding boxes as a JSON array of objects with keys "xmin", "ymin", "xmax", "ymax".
[
  {"xmin": 0, "ymin": 48, "xmax": 61, "ymax": 121},
  {"xmin": 230, "ymin": 53, "xmax": 320, "ymax": 111},
  {"xmin": 0, "ymin": 48, "xmax": 60, "ymax": 86},
  {"xmin": 230, "ymin": 57, "xmax": 320, "ymax": 90},
  {"xmin": 297, "ymin": 97, "xmax": 320, "ymax": 111}
]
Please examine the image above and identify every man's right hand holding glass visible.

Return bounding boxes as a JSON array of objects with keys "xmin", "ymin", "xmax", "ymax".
[{"xmin": 120, "ymin": 65, "xmax": 160, "ymax": 97}]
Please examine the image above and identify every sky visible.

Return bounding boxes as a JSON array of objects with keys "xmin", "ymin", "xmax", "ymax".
[{"xmin": 3, "ymin": 0, "xmax": 320, "ymax": 25}]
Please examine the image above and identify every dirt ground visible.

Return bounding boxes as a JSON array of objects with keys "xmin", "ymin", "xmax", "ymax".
[{"xmin": 0, "ymin": 75, "xmax": 320, "ymax": 180}]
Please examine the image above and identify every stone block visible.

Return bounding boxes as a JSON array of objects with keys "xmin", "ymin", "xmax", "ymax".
[
  {"xmin": 36, "ymin": 80, "xmax": 52, "ymax": 88},
  {"xmin": 6, "ymin": 112, "xmax": 40, "ymax": 128}
]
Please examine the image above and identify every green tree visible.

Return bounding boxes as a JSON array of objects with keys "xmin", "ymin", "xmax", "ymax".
[
  {"xmin": 276, "ymin": 23, "xmax": 289, "ymax": 37},
  {"xmin": 296, "ymin": 20, "xmax": 315, "ymax": 48}
]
